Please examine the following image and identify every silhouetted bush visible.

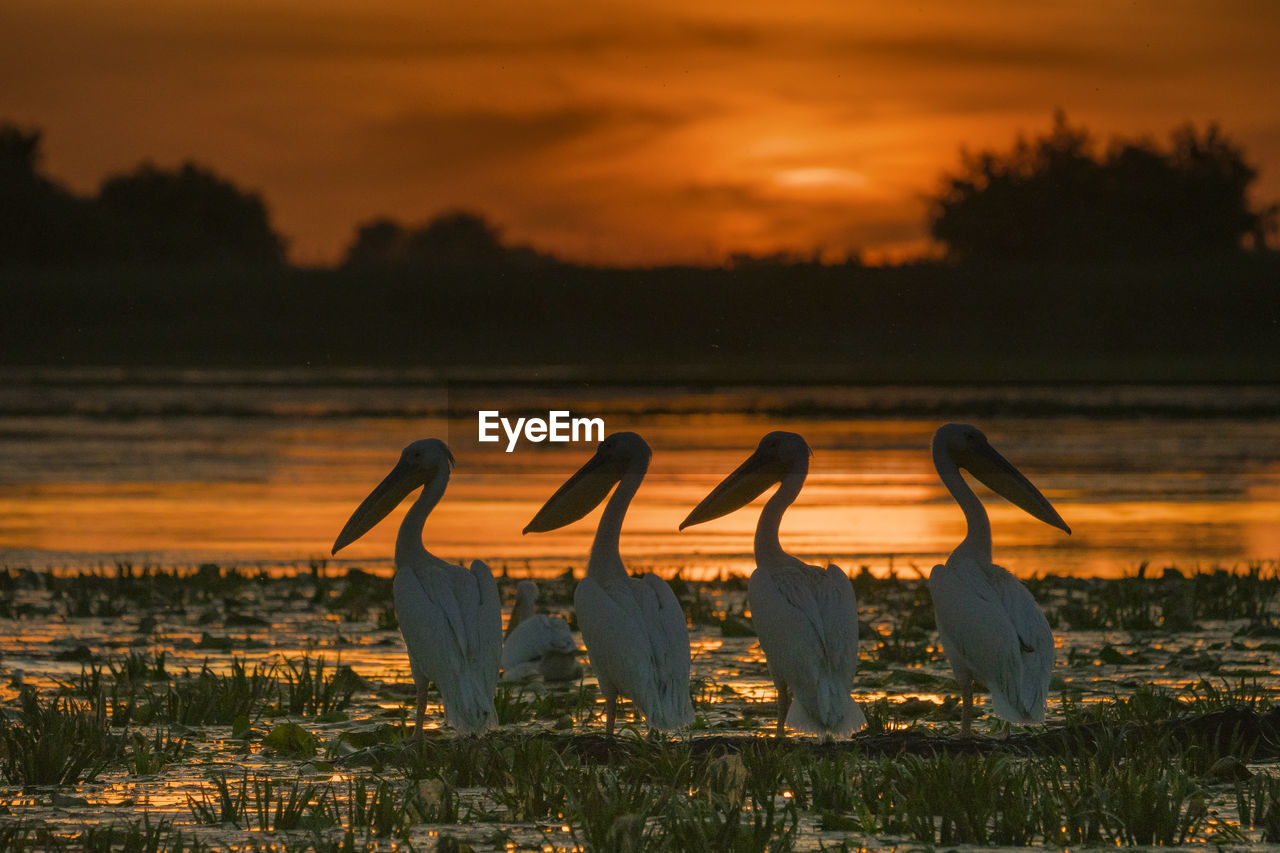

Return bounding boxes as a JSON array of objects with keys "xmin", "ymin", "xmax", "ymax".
[
  {"xmin": 342, "ymin": 209, "xmax": 556, "ymax": 270},
  {"xmin": 929, "ymin": 112, "xmax": 1277, "ymax": 261},
  {"xmin": 0, "ymin": 124, "xmax": 97, "ymax": 265},
  {"xmin": 0, "ymin": 121, "xmax": 285, "ymax": 267},
  {"xmin": 97, "ymin": 162, "xmax": 284, "ymax": 265}
]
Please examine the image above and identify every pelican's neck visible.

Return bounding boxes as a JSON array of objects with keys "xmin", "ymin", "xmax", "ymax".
[
  {"xmin": 395, "ymin": 470, "xmax": 449, "ymax": 567},
  {"xmin": 755, "ymin": 461, "xmax": 805, "ymax": 567},
  {"xmin": 934, "ymin": 444, "xmax": 992, "ymax": 565},
  {"xmin": 587, "ymin": 457, "xmax": 646, "ymax": 585}
]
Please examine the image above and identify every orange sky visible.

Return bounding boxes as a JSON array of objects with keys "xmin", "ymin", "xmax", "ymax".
[{"xmin": 3, "ymin": 1, "xmax": 1278, "ymax": 266}]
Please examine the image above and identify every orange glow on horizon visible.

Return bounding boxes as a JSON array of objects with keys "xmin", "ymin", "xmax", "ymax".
[{"xmin": 1, "ymin": 1, "xmax": 1277, "ymax": 266}]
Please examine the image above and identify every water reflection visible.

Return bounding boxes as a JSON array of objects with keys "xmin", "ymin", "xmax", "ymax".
[{"xmin": 0, "ymin": 371, "xmax": 1278, "ymax": 577}]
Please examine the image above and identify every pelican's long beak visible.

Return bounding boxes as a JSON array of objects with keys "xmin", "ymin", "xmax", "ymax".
[
  {"xmin": 965, "ymin": 441, "xmax": 1071, "ymax": 535},
  {"xmin": 523, "ymin": 450, "xmax": 624, "ymax": 534},
  {"xmin": 679, "ymin": 450, "xmax": 783, "ymax": 530},
  {"xmin": 332, "ymin": 459, "xmax": 428, "ymax": 554}
]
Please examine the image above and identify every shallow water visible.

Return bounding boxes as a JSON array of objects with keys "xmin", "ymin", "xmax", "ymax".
[
  {"xmin": 1, "ymin": 367, "xmax": 1279, "ymax": 578},
  {"xmin": 1, "ymin": 569, "xmax": 1278, "ymax": 850}
]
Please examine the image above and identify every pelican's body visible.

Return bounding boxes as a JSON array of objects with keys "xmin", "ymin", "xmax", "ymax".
[
  {"xmin": 332, "ymin": 439, "xmax": 500, "ymax": 737},
  {"xmin": 929, "ymin": 423, "xmax": 1070, "ymax": 736},
  {"xmin": 524, "ymin": 432, "xmax": 693, "ymax": 734},
  {"xmin": 501, "ymin": 580, "xmax": 582, "ymax": 681},
  {"xmin": 681, "ymin": 431, "xmax": 864, "ymax": 739}
]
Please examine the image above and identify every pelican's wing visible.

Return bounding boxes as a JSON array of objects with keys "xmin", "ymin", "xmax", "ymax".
[
  {"xmin": 402, "ymin": 561, "xmax": 472, "ymax": 659},
  {"xmin": 992, "ymin": 563, "xmax": 1053, "ymax": 721},
  {"xmin": 639, "ymin": 574, "xmax": 693, "ymax": 680},
  {"xmin": 574, "ymin": 575, "xmax": 693, "ymax": 730},
  {"xmin": 574, "ymin": 577, "xmax": 640, "ymax": 699},
  {"xmin": 501, "ymin": 614, "xmax": 576, "ymax": 669},
  {"xmin": 468, "ymin": 559, "xmax": 504, "ymax": 678},
  {"xmin": 819, "ymin": 563, "xmax": 860, "ymax": 680},
  {"xmin": 748, "ymin": 562, "xmax": 863, "ymax": 735},
  {"xmin": 633, "ymin": 573, "xmax": 694, "ymax": 729},
  {"xmin": 930, "ymin": 557, "xmax": 1048, "ymax": 723}
]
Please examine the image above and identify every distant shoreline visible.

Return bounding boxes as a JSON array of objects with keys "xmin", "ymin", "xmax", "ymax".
[{"xmin": 6, "ymin": 254, "xmax": 1279, "ymax": 383}]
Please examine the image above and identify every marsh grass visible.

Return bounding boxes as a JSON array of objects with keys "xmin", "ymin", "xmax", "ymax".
[
  {"xmin": 344, "ymin": 777, "xmax": 404, "ymax": 838},
  {"xmin": 144, "ymin": 659, "xmax": 275, "ymax": 725},
  {"xmin": 124, "ymin": 729, "xmax": 191, "ymax": 776},
  {"xmin": 0, "ymin": 688, "xmax": 116, "ymax": 785},
  {"xmin": 1052, "ymin": 563, "xmax": 1280, "ymax": 631},
  {"xmin": 1236, "ymin": 772, "xmax": 1280, "ymax": 842},
  {"xmin": 7, "ymin": 563, "xmax": 1280, "ymax": 848},
  {"xmin": 494, "ymin": 681, "xmax": 592, "ymax": 726},
  {"xmin": 187, "ymin": 772, "xmax": 337, "ymax": 832},
  {"xmin": 0, "ymin": 816, "xmax": 210, "ymax": 853},
  {"xmin": 280, "ymin": 656, "xmax": 361, "ymax": 717}
]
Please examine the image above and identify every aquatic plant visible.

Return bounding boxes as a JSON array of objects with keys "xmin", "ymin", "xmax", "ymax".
[
  {"xmin": 124, "ymin": 729, "xmax": 191, "ymax": 776},
  {"xmin": 144, "ymin": 659, "xmax": 275, "ymax": 725},
  {"xmin": 187, "ymin": 772, "xmax": 337, "ymax": 831},
  {"xmin": 565, "ymin": 765, "xmax": 668, "ymax": 851},
  {"xmin": 344, "ymin": 777, "xmax": 405, "ymax": 838},
  {"xmin": 485, "ymin": 735, "xmax": 575, "ymax": 820},
  {"xmin": 281, "ymin": 655, "xmax": 361, "ymax": 717},
  {"xmin": 0, "ymin": 688, "xmax": 117, "ymax": 785},
  {"xmin": 1236, "ymin": 772, "xmax": 1280, "ymax": 842}
]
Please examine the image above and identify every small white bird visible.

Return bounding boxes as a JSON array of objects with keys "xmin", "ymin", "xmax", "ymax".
[
  {"xmin": 681, "ymin": 431, "xmax": 865, "ymax": 739},
  {"xmin": 523, "ymin": 432, "xmax": 693, "ymax": 735},
  {"xmin": 501, "ymin": 580, "xmax": 582, "ymax": 682},
  {"xmin": 332, "ymin": 439, "xmax": 500, "ymax": 737},
  {"xmin": 929, "ymin": 423, "xmax": 1071, "ymax": 737}
]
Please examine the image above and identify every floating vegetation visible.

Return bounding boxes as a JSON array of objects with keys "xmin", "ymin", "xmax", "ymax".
[{"xmin": 2, "ymin": 562, "xmax": 1280, "ymax": 848}]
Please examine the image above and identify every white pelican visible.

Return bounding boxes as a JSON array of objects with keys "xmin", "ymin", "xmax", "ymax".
[
  {"xmin": 501, "ymin": 579, "xmax": 582, "ymax": 682},
  {"xmin": 523, "ymin": 432, "xmax": 693, "ymax": 735},
  {"xmin": 331, "ymin": 438, "xmax": 500, "ymax": 737},
  {"xmin": 680, "ymin": 431, "xmax": 865, "ymax": 739},
  {"xmin": 929, "ymin": 423, "xmax": 1070, "ymax": 736}
]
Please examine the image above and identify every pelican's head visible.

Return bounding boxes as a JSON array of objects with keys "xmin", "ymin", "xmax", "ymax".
[
  {"xmin": 515, "ymin": 579, "xmax": 539, "ymax": 609},
  {"xmin": 523, "ymin": 431, "xmax": 650, "ymax": 534},
  {"xmin": 679, "ymin": 431, "xmax": 811, "ymax": 530},
  {"xmin": 331, "ymin": 438, "xmax": 456, "ymax": 554},
  {"xmin": 506, "ymin": 579, "xmax": 540, "ymax": 636},
  {"xmin": 933, "ymin": 423, "xmax": 1070, "ymax": 534}
]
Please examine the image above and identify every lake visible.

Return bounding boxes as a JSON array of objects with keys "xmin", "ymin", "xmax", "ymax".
[{"xmin": 2, "ymin": 367, "xmax": 1278, "ymax": 579}]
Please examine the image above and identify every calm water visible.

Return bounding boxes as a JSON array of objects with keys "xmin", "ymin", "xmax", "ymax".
[{"xmin": 2, "ymin": 367, "xmax": 1279, "ymax": 579}]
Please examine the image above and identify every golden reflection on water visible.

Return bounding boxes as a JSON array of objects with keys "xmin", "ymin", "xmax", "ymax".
[{"xmin": 2, "ymin": 385, "xmax": 1280, "ymax": 578}]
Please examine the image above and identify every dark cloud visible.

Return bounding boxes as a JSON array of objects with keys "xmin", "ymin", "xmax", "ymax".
[{"xmin": 365, "ymin": 103, "xmax": 691, "ymax": 170}]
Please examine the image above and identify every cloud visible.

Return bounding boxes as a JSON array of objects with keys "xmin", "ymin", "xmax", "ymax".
[{"xmin": 362, "ymin": 103, "xmax": 693, "ymax": 174}]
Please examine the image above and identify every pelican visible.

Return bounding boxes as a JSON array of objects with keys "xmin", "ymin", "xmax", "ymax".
[
  {"xmin": 501, "ymin": 580, "xmax": 582, "ymax": 682},
  {"xmin": 523, "ymin": 432, "xmax": 693, "ymax": 735},
  {"xmin": 331, "ymin": 439, "xmax": 500, "ymax": 737},
  {"xmin": 929, "ymin": 423, "xmax": 1070, "ymax": 736},
  {"xmin": 680, "ymin": 431, "xmax": 865, "ymax": 739}
]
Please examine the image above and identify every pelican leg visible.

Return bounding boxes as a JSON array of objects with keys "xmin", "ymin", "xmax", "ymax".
[
  {"xmin": 412, "ymin": 683, "xmax": 429, "ymax": 740},
  {"xmin": 604, "ymin": 694, "xmax": 618, "ymax": 736},
  {"xmin": 959, "ymin": 678, "xmax": 973, "ymax": 738},
  {"xmin": 775, "ymin": 683, "xmax": 791, "ymax": 738}
]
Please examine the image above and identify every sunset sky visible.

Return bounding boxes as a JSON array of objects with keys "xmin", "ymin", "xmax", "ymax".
[{"xmin": 3, "ymin": 1, "xmax": 1278, "ymax": 266}]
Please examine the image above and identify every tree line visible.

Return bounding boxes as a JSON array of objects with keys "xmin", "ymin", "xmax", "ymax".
[
  {"xmin": 0, "ymin": 114, "xmax": 1276, "ymax": 269},
  {"xmin": 0, "ymin": 125, "xmax": 283, "ymax": 267}
]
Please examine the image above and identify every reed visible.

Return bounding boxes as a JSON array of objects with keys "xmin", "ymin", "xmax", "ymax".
[{"xmin": 0, "ymin": 688, "xmax": 116, "ymax": 785}]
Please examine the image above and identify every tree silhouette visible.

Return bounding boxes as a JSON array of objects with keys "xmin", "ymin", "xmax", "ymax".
[
  {"xmin": 97, "ymin": 162, "xmax": 284, "ymax": 265},
  {"xmin": 0, "ymin": 123, "xmax": 93, "ymax": 265},
  {"xmin": 1, "ymin": 121, "xmax": 286, "ymax": 267},
  {"xmin": 343, "ymin": 209, "xmax": 537, "ymax": 270},
  {"xmin": 929, "ymin": 113, "xmax": 1277, "ymax": 262}
]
